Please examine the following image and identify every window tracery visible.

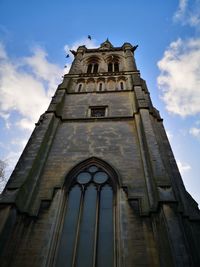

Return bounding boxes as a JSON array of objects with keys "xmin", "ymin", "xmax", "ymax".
[
  {"xmin": 107, "ymin": 55, "xmax": 120, "ymax": 72},
  {"xmin": 55, "ymin": 162, "xmax": 117, "ymax": 267},
  {"xmin": 86, "ymin": 56, "xmax": 100, "ymax": 74}
]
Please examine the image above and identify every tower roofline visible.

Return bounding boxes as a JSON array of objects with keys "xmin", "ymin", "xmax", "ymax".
[{"xmin": 70, "ymin": 40, "xmax": 138, "ymax": 56}]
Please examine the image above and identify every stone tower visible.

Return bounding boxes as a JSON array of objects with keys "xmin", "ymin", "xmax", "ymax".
[{"xmin": 0, "ymin": 40, "xmax": 200, "ymax": 267}]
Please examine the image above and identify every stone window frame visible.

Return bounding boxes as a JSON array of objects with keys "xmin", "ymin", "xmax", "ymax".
[
  {"xmin": 77, "ymin": 83, "xmax": 82, "ymax": 92},
  {"xmin": 50, "ymin": 158, "xmax": 120, "ymax": 267},
  {"xmin": 99, "ymin": 82, "xmax": 103, "ymax": 91},
  {"xmin": 120, "ymin": 81, "xmax": 124, "ymax": 90},
  {"xmin": 108, "ymin": 62, "xmax": 119, "ymax": 72},
  {"xmin": 87, "ymin": 63, "xmax": 99, "ymax": 74},
  {"xmin": 88, "ymin": 106, "xmax": 108, "ymax": 118}
]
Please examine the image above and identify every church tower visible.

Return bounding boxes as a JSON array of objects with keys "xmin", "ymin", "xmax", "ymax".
[{"xmin": 0, "ymin": 40, "xmax": 200, "ymax": 266}]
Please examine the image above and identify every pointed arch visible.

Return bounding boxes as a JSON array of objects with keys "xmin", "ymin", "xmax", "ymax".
[
  {"xmin": 107, "ymin": 56, "xmax": 120, "ymax": 73},
  {"xmin": 85, "ymin": 56, "xmax": 101, "ymax": 74},
  {"xmin": 86, "ymin": 56, "xmax": 101, "ymax": 64},
  {"xmin": 55, "ymin": 157, "xmax": 119, "ymax": 267},
  {"xmin": 64, "ymin": 157, "xmax": 120, "ymax": 189}
]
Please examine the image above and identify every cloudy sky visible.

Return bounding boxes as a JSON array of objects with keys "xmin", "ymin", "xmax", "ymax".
[{"xmin": 0, "ymin": 0, "xmax": 200, "ymax": 205}]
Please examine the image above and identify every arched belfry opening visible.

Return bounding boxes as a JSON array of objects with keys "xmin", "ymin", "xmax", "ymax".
[
  {"xmin": 55, "ymin": 158, "xmax": 119, "ymax": 267},
  {"xmin": 107, "ymin": 55, "xmax": 120, "ymax": 72},
  {"xmin": 86, "ymin": 56, "xmax": 100, "ymax": 74}
]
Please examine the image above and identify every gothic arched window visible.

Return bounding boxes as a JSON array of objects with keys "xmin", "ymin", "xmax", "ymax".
[
  {"xmin": 55, "ymin": 161, "xmax": 117, "ymax": 267},
  {"xmin": 87, "ymin": 64, "xmax": 92, "ymax": 73},
  {"xmin": 120, "ymin": 81, "xmax": 124, "ymax": 90},
  {"xmin": 87, "ymin": 62, "xmax": 99, "ymax": 74},
  {"xmin": 93, "ymin": 63, "xmax": 98, "ymax": 73},
  {"xmin": 114, "ymin": 62, "xmax": 119, "ymax": 72},
  {"xmin": 108, "ymin": 63, "xmax": 113, "ymax": 72},
  {"xmin": 108, "ymin": 62, "xmax": 119, "ymax": 73}
]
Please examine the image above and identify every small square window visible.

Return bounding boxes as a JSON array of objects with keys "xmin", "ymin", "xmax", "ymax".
[{"xmin": 90, "ymin": 107, "xmax": 106, "ymax": 117}]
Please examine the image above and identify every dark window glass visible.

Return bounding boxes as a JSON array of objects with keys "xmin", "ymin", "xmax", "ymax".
[
  {"xmin": 77, "ymin": 172, "xmax": 91, "ymax": 184},
  {"xmin": 114, "ymin": 63, "xmax": 119, "ymax": 72},
  {"xmin": 120, "ymin": 82, "xmax": 124, "ymax": 90},
  {"xmin": 56, "ymin": 186, "xmax": 82, "ymax": 267},
  {"xmin": 78, "ymin": 84, "xmax": 82, "ymax": 92},
  {"xmin": 56, "ymin": 165, "xmax": 116, "ymax": 267},
  {"xmin": 89, "ymin": 165, "xmax": 98, "ymax": 173},
  {"xmin": 108, "ymin": 63, "xmax": 113, "ymax": 72},
  {"xmin": 91, "ymin": 107, "xmax": 106, "ymax": 117},
  {"xmin": 94, "ymin": 172, "xmax": 109, "ymax": 184},
  {"xmin": 93, "ymin": 63, "xmax": 98, "ymax": 73},
  {"xmin": 87, "ymin": 64, "xmax": 92, "ymax": 73},
  {"xmin": 76, "ymin": 185, "xmax": 97, "ymax": 266},
  {"xmin": 97, "ymin": 185, "xmax": 114, "ymax": 267},
  {"xmin": 99, "ymin": 83, "xmax": 102, "ymax": 91}
]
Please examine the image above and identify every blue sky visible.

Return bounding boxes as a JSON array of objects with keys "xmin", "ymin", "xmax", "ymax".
[{"xmin": 0, "ymin": 0, "xmax": 200, "ymax": 205}]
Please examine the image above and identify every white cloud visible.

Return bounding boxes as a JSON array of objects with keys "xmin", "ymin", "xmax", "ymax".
[
  {"xmin": 0, "ymin": 43, "xmax": 63, "ymax": 130},
  {"xmin": 157, "ymin": 38, "xmax": 200, "ymax": 117},
  {"xmin": 166, "ymin": 130, "xmax": 173, "ymax": 141},
  {"xmin": 0, "ymin": 111, "xmax": 11, "ymax": 129},
  {"xmin": 0, "ymin": 42, "xmax": 65, "ymax": 185},
  {"xmin": 10, "ymin": 137, "xmax": 27, "ymax": 150},
  {"xmin": 177, "ymin": 160, "xmax": 191, "ymax": 174},
  {"xmin": 174, "ymin": 0, "xmax": 200, "ymax": 27},
  {"xmin": 4, "ymin": 151, "xmax": 21, "ymax": 174},
  {"xmin": 174, "ymin": 0, "xmax": 188, "ymax": 21},
  {"xmin": 189, "ymin": 127, "xmax": 200, "ymax": 137},
  {"xmin": 15, "ymin": 118, "xmax": 35, "ymax": 131},
  {"xmin": 0, "ymin": 150, "xmax": 20, "ymax": 192},
  {"xmin": 23, "ymin": 46, "xmax": 63, "ymax": 97},
  {"xmin": 0, "ymin": 112, "xmax": 9, "ymax": 120}
]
